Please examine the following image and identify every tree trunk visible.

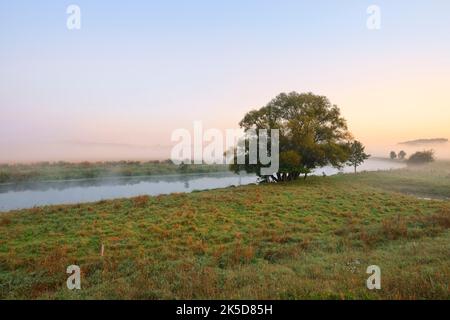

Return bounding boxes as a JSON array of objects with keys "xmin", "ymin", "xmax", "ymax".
[
  {"xmin": 303, "ymin": 173, "xmax": 308, "ymax": 180},
  {"xmin": 354, "ymin": 165, "xmax": 357, "ymax": 174}
]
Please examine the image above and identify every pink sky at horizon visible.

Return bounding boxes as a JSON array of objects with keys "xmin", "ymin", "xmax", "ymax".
[{"xmin": 1, "ymin": 1, "xmax": 449, "ymax": 163}]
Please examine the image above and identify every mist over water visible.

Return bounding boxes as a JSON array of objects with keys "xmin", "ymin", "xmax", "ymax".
[
  {"xmin": 0, "ymin": 142, "xmax": 174, "ymax": 163},
  {"xmin": 0, "ymin": 159, "xmax": 406, "ymax": 212},
  {"xmin": 1, "ymin": 140, "xmax": 449, "ymax": 164},
  {"xmin": 0, "ymin": 173, "xmax": 258, "ymax": 212},
  {"xmin": 368, "ymin": 142, "xmax": 450, "ymax": 160}
]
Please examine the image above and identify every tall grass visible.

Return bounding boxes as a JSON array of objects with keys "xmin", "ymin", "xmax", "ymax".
[{"xmin": 0, "ymin": 162, "xmax": 449, "ymax": 299}]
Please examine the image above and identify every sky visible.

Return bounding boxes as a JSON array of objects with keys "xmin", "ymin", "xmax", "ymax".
[{"xmin": 1, "ymin": 0, "xmax": 449, "ymax": 162}]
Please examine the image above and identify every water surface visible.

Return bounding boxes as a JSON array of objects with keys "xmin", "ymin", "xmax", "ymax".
[{"xmin": 0, "ymin": 159, "xmax": 405, "ymax": 212}]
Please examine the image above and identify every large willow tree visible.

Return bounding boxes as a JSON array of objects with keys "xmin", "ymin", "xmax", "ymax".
[{"xmin": 232, "ymin": 92, "xmax": 353, "ymax": 182}]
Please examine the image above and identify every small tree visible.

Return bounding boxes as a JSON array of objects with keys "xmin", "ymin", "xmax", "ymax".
[
  {"xmin": 390, "ymin": 151, "xmax": 397, "ymax": 160},
  {"xmin": 407, "ymin": 150, "xmax": 435, "ymax": 165},
  {"xmin": 347, "ymin": 140, "xmax": 370, "ymax": 173},
  {"xmin": 398, "ymin": 150, "xmax": 407, "ymax": 160}
]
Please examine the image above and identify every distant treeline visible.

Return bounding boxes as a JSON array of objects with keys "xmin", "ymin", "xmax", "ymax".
[
  {"xmin": 389, "ymin": 150, "xmax": 435, "ymax": 164},
  {"xmin": 0, "ymin": 160, "xmax": 229, "ymax": 184}
]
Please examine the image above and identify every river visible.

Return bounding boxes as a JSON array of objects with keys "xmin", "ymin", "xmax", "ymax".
[{"xmin": 0, "ymin": 158, "xmax": 405, "ymax": 212}]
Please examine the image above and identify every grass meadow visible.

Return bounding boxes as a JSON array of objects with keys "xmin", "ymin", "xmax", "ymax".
[{"xmin": 0, "ymin": 162, "xmax": 449, "ymax": 299}]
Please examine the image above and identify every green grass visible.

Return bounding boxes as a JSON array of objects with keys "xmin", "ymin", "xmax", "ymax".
[
  {"xmin": 0, "ymin": 162, "xmax": 449, "ymax": 299},
  {"xmin": 0, "ymin": 161, "xmax": 229, "ymax": 184},
  {"xmin": 351, "ymin": 160, "xmax": 450, "ymax": 199}
]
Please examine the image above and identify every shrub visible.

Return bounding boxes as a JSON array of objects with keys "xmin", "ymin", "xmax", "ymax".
[
  {"xmin": 0, "ymin": 171, "xmax": 11, "ymax": 183},
  {"xmin": 407, "ymin": 150, "xmax": 435, "ymax": 165}
]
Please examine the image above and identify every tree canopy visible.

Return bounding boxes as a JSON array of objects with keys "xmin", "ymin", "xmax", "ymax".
[
  {"xmin": 347, "ymin": 140, "xmax": 370, "ymax": 173},
  {"xmin": 398, "ymin": 150, "xmax": 407, "ymax": 160},
  {"xmin": 407, "ymin": 150, "xmax": 435, "ymax": 165},
  {"xmin": 232, "ymin": 92, "xmax": 353, "ymax": 182}
]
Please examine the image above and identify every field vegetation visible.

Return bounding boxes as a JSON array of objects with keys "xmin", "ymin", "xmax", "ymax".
[
  {"xmin": 0, "ymin": 162, "xmax": 449, "ymax": 299},
  {"xmin": 0, "ymin": 161, "xmax": 228, "ymax": 184}
]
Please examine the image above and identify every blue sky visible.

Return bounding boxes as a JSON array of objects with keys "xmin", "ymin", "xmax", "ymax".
[{"xmin": 1, "ymin": 1, "xmax": 450, "ymax": 161}]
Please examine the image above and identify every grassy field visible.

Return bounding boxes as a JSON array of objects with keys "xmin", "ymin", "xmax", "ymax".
[
  {"xmin": 0, "ymin": 162, "xmax": 449, "ymax": 299},
  {"xmin": 353, "ymin": 160, "xmax": 450, "ymax": 200},
  {"xmin": 0, "ymin": 161, "xmax": 228, "ymax": 184}
]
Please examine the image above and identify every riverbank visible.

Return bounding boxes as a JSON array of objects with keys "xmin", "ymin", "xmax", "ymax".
[
  {"xmin": 0, "ymin": 161, "xmax": 229, "ymax": 184},
  {"xmin": 0, "ymin": 172, "xmax": 258, "ymax": 212},
  {"xmin": 0, "ymin": 158, "xmax": 406, "ymax": 212},
  {"xmin": 0, "ymin": 162, "xmax": 449, "ymax": 299}
]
